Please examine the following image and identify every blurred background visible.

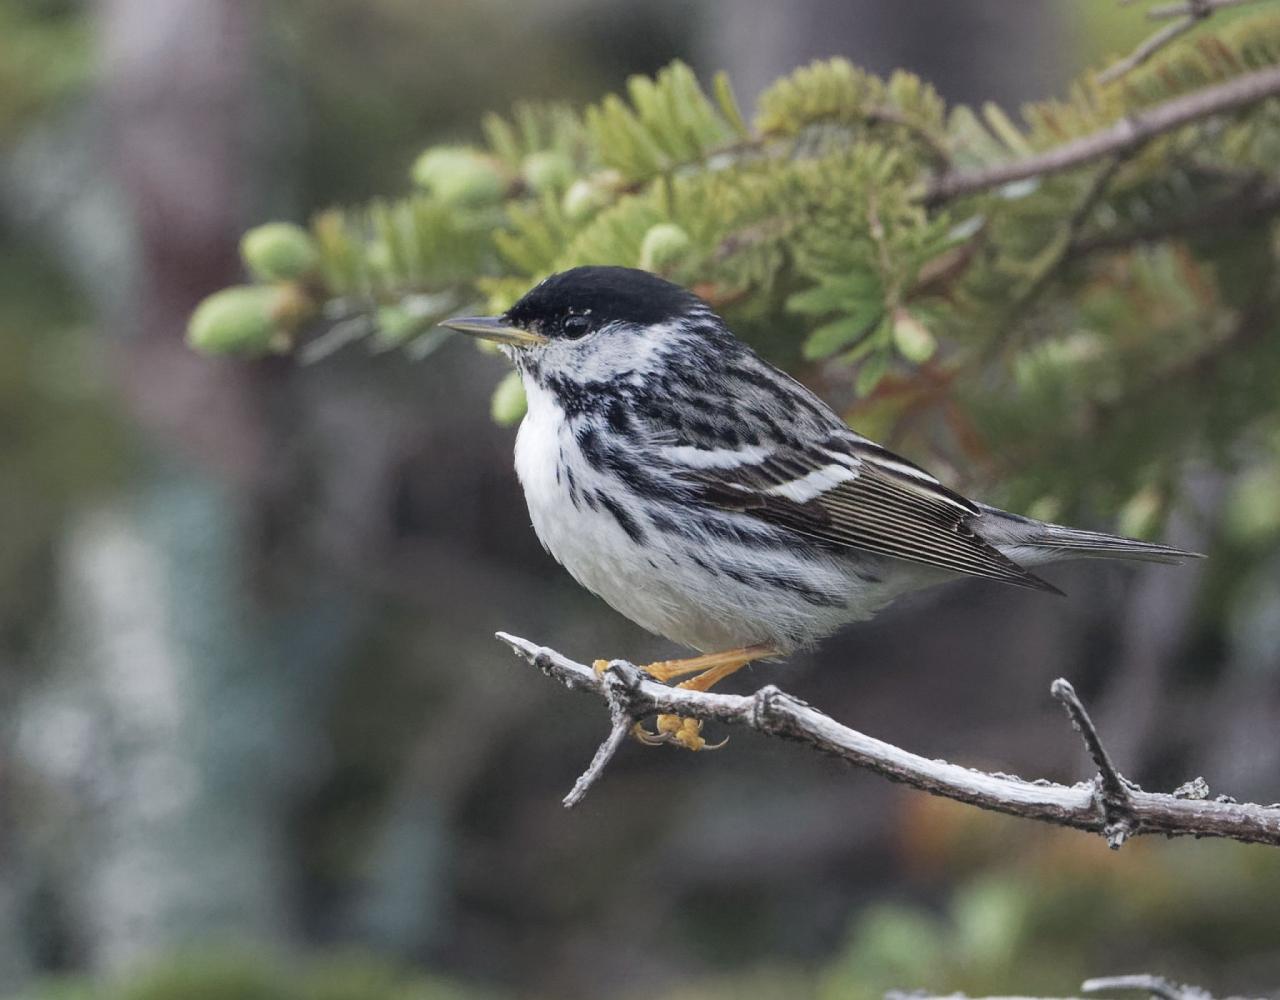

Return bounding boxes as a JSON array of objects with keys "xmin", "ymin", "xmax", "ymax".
[{"xmin": 3, "ymin": 1, "xmax": 1279, "ymax": 998}]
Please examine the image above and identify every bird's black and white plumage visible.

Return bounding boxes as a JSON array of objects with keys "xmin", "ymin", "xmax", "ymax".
[{"xmin": 446, "ymin": 266, "xmax": 1195, "ymax": 656}]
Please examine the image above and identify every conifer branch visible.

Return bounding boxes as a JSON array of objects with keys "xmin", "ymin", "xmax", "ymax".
[
  {"xmin": 1097, "ymin": 0, "xmax": 1274, "ymax": 84},
  {"xmin": 1096, "ymin": 0, "xmax": 1223, "ymax": 85},
  {"xmin": 1096, "ymin": 14, "xmax": 1205, "ymax": 85},
  {"xmin": 1067, "ymin": 178, "xmax": 1280, "ymax": 255},
  {"xmin": 925, "ymin": 64, "xmax": 1280, "ymax": 203},
  {"xmin": 1147, "ymin": 0, "xmax": 1262, "ymax": 19}
]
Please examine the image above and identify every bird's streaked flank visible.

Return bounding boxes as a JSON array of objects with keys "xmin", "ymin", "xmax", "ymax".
[{"xmin": 443, "ymin": 266, "xmax": 1198, "ymax": 750}]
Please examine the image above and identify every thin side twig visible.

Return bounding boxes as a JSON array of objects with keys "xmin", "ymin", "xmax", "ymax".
[
  {"xmin": 885, "ymin": 972, "xmax": 1226, "ymax": 1000},
  {"xmin": 1052, "ymin": 679, "xmax": 1137, "ymax": 846},
  {"xmin": 983, "ymin": 156, "xmax": 1125, "ymax": 361},
  {"xmin": 560, "ymin": 661, "xmax": 642, "ymax": 807},
  {"xmin": 496, "ymin": 633, "xmax": 1280, "ymax": 847},
  {"xmin": 1096, "ymin": 15, "xmax": 1204, "ymax": 85},
  {"xmin": 1082, "ymin": 975, "xmax": 1214, "ymax": 1000},
  {"xmin": 1146, "ymin": 0, "xmax": 1263, "ymax": 20},
  {"xmin": 925, "ymin": 64, "xmax": 1280, "ymax": 204},
  {"xmin": 1098, "ymin": 0, "xmax": 1272, "ymax": 85}
]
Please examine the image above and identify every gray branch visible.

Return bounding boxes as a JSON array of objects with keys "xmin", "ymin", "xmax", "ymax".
[
  {"xmin": 1096, "ymin": 0, "xmax": 1273, "ymax": 85},
  {"xmin": 1081, "ymin": 975, "xmax": 1215, "ymax": 1000},
  {"xmin": 1051, "ymin": 679, "xmax": 1137, "ymax": 847},
  {"xmin": 1146, "ymin": 0, "xmax": 1262, "ymax": 21},
  {"xmin": 1095, "ymin": 14, "xmax": 1203, "ymax": 85},
  {"xmin": 887, "ymin": 972, "xmax": 1239, "ymax": 1000},
  {"xmin": 496, "ymin": 633, "xmax": 1280, "ymax": 848},
  {"xmin": 926, "ymin": 64, "xmax": 1280, "ymax": 204}
]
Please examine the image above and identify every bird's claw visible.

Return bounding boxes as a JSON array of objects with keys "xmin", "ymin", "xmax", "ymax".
[
  {"xmin": 595, "ymin": 659, "xmax": 728, "ymax": 750},
  {"xmin": 630, "ymin": 722, "xmax": 672, "ymax": 746},
  {"xmin": 631, "ymin": 714, "xmax": 728, "ymax": 751}
]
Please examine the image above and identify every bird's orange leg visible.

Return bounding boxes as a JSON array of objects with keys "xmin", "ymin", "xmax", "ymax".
[
  {"xmin": 645, "ymin": 645, "xmax": 776, "ymax": 684},
  {"xmin": 671, "ymin": 647, "xmax": 776, "ymax": 692},
  {"xmin": 591, "ymin": 643, "xmax": 773, "ymax": 684},
  {"xmin": 592, "ymin": 644, "xmax": 777, "ymax": 750}
]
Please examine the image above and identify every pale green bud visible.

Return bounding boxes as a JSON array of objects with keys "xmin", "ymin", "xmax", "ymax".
[
  {"xmin": 240, "ymin": 222, "xmax": 319, "ymax": 282},
  {"xmin": 891, "ymin": 309, "xmax": 937, "ymax": 363},
  {"xmin": 411, "ymin": 147, "xmax": 507, "ymax": 207},
  {"xmin": 376, "ymin": 305, "xmax": 423, "ymax": 345},
  {"xmin": 187, "ymin": 284, "xmax": 311, "ymax": 357},
  {"xmin": 638, "ymin": 223, "xmax": 693, "ymax": 275},
  {"xmin": 560, "ymin": 171, "xmax": 620, "ymax": 221},
  {"xmin": 490, "ymin": 369, "xmax": 527, "ymax": 426},
  {"xmin": 521, "ymin": 151, "xmax": 574, "ymax": 194}
]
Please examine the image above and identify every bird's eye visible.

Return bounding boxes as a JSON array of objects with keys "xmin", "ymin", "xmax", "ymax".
[{"xmin": 561, "ymin": 314, "xmax": 590, "ymax": 339}]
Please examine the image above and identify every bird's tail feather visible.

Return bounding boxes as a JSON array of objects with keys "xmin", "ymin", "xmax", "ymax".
[
  {"xmin": 1020, "ymin": 523, "xmax": 1201, "ymax": 564},
  {"xmin": 976, "ymin": 505, "xmax": 1204, "ymax": 566}
]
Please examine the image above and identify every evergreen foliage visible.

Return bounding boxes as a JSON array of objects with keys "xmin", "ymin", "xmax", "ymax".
[{"xmin": 189, "ymin": 11, "xmax": 1280, "ymax": 530}]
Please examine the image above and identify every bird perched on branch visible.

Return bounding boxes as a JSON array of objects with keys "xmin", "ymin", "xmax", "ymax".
[{"xmin": 443, "ymin": 266, "xmax": 1198, "ymax": 750}]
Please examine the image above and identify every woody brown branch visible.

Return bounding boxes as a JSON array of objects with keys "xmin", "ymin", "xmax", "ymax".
[{"xmin": 925, "ymin": 64, "xmax": 1280, "ymax": 204}]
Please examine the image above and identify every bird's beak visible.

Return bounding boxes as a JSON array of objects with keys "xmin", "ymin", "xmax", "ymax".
[{"xmin": 440, "ymin": 315, "xmax": 549, "ymax": 347}]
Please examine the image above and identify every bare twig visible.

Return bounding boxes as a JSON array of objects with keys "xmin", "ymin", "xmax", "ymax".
[
  {"xmin": 1147, "ymin": 0, "xmax": 1263, "ymax": 20},
  {"xmin": 1098, "ymin": 0, "xmax": 1273, "ymax": 85},
  {"xmin": 497, "ymin": 633, "xmax": 1280, "ymax": 847},
  {"xmin": 1052, "ymin": 679, "xmax": 1137, "ymax": 847},
  {"xmin": 925, "ymin": 65, "xmax": 1280, "ymax": 204},
  {"xmin": 1082, "ymin": 975, "xmax": 1214, "ymax": 1000},
  {"xmin": 1052, "ymin": 680, "xmax": 1128, "ymax": 793},
  {"xmin": 885, "ymin": 973, "xmax": 1230, "ymax": 1000},
  {"xmin": 1096, "ymin": 15, "xmax": 1204, "ymax": 85},
  {"xmin": 561, "ymin": 661, "xmax": 643, "ymax": 807},
  {"xmin": 884, "ymin": 992, "xmax": 1082, "ymax": 1000},
  {"xmin": 984, "ymin": 156, "xmax": 1125, "ymax": 360}
]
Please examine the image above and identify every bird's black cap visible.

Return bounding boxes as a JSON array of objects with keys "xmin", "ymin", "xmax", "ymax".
[{"xmin": 506, "ymin": 266, "xmax": 704, "ymax": 339}]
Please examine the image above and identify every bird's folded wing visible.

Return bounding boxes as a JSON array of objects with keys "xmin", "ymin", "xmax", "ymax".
[{"xmin": 673, "ymin": 436, "xmax": 1059, "ymax": 593}]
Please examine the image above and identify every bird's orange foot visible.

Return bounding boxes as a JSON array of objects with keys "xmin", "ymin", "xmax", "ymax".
[
  {"xmin": 592, "ymin": 661, "xmax": 707, "ymax": 748},
  {"xmin": 597, "ymin": 645, "xmax": 777, "ymax": 750},
  {"xmin": 627, "ymin": 715, "xmax": 726, "ymax": 750},
  {"xmin": 658, "ymin": 714, "xmax": 728, "ymax": 751}
]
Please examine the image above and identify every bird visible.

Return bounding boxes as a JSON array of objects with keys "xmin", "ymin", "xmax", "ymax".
[{"xmin": 442, "ymin": 265, "xmax": 1199, "ymax": 750}]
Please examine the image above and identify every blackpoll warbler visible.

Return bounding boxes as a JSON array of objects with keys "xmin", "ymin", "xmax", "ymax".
[{"xmin": 444, "ymin": 267, "xmax": 1197, "ymax": 750}]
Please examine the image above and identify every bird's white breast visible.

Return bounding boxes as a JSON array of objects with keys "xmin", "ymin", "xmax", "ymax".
[
  {"xmin": 512, "ymin": 379, "xmax": 565, "ymax": 547},
  {"xmin": 514, "ymin": 377, "xmax": 653, "ymax": 592},
  {"xmin": 513, "ymin": 377, "xmax": 678, "ymax": 636}
]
